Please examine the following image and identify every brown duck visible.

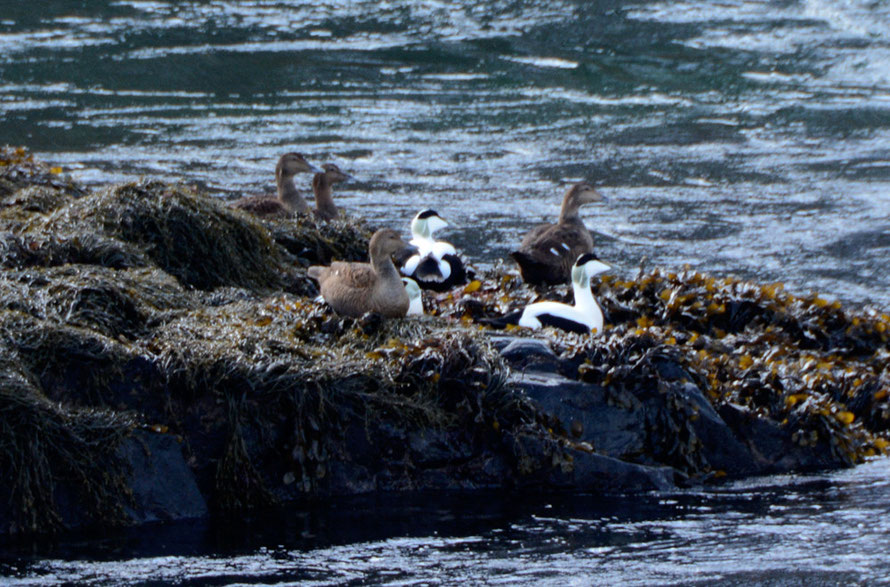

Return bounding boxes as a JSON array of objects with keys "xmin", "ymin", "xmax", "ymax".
[
  {"xmin": 308, "ymin": 228, "xmax": 418, "ymax": 318},
  {"xmin": 510, "ymin": 182, "xmax": 605, "ymax": 285},
  {"xmin": 312, "ymin": 163, "xmax": 352, "ymax": 221},
  {"xmin": 231, "ymin": 152, "xmax": 321, "ymax": 217}
]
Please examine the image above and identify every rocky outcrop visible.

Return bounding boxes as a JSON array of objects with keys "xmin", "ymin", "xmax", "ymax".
[{"xmin": 0, "ymin": 146, "xmax": 886, "ymax": 539}]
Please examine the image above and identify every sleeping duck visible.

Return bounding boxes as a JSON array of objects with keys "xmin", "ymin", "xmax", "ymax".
[
  {"xmin": 510, "ymin": 182, "xmax": 605, "ymax": 286},
  {"xmin": 399, "ymin": 209, "xmax": 468, "ymax": 291},
  {"xmin": 517, "ymin": 253, "xmax": 611, "ymax": 334},
  {"xmin": 308, "ymin": 228, "xmax": 418, "ymax": 318},
  {"xmin": 401, "ymin": 277, "xmax": 424, "ymax": 315},
  {"xmin": 231, "ymin": 152, "xmax": 322, "ymax": 217}
]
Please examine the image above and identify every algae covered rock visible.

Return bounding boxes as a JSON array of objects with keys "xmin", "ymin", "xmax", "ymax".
[
  {"xmin": 31, "ymin": 181, "xmax": 296, "ymax": 292},
  {"xmin": 1, "ymin": 147, "xmax": 888, "ymax": 539},
  {"xmin": 0, "ymin": 146, "xmax": 84, "ymax": 201},
  {"xmin": 455, "ymin": 267, "xmax": 890, "ymax": 481}
]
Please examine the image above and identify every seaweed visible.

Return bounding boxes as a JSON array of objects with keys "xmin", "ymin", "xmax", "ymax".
[
  {"xmin": 0, "ymin": 146, "xmax": 85, "ymax": 200},
  {"xmin": 32, "ymin": 181, "xmax": 293, "ymax": 292},
  {"xmin": 2, "ymin": 146, "xmax": 888, "ymax": 535},
  {"xmin": 440, "ymin": 267, "xmax": 890, "ymax": 474},
  {"xmin": 0, "ymin": 352, "xmax": 136, "ymax": 535}
]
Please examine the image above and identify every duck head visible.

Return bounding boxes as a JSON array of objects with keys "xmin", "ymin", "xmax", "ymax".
[
  {"xmin": 411, "ymin": 209, "xmax": 449, "ymax": 239},
  {"xmin": 321, "ymin": 163, "xmax": 352, "ymax": 184},
  {"xmin": 371, "ymin": 228, "xmax": 419, "ymax": 260},
  {"xmin": 567, "ymin": 182, "xmax": 605, "ymax": 206},
  {"xmin": 276, "ymin": 152, "xmax": 323, "ymax": 180},
  {"xmin": 571, "ymin": 252, "xmax": 611, "ymax": 285}
]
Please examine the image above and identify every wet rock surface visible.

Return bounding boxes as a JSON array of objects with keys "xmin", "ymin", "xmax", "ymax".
[{"xmin": 0, "ymin": 147, "xmax": 887, "ymax": 538}]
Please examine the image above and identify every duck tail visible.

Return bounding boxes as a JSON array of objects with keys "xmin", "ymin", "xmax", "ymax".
[
  {"xmin": 307, "ymin": 266, "xmax": 324, "ymax": 281},
  {"xmin": 510, "ymin": 250, "xmax": 561, "ymax": 285},
  {"xmin": 477, "ymin": 310, "xmax": 523, "ymax": 330},
  {"xmin": 413, "ymin": 256, "xmax": 445, "ymax": 282}
]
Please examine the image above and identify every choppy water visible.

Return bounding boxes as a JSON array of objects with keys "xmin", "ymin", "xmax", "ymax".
[
  {"xmin": 2, "ymin": 0, "xmax": 890, "ymax": 583},
  {"xmin": 3, "ymin": 458, "xmax": 890, "ymax": 585},
  {"xmin": 4, "ymin": 0, "xmax": 890, "ymax": 305}
]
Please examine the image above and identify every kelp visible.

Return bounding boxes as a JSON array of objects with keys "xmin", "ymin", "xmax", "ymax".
[
  {"xmin": 0, "ymin": 146, "xmax": 85, "ymax": 200},
  {"xmin": 266, "ymin": 213, "xmax": 373, "ymax": 266},
  {"xmin": 2, "ymin": 146, "xmax": 889, "ymax": 534},
  {"xmin": 31, "ymin": 181, "xmax": 294, "ymax": 292},
  {"xmin": 0, "ymin": 350, "xmax": 136, "ymax": 535},
  {"xmin": 430, "ymin": 267, "xmax": 890, "ymax": 475},
  {"xmin": 140, "ymin": 297, "xmax": 529, "ymax": 507}
]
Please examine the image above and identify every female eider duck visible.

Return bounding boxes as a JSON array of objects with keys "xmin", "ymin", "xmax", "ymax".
[
  {"xmin": 518, "ymin": 253, "xmax": 610, "ymax": 335},
  {"xmin": 510, "ymin": 182, "xmax": 604, "ymax": 286},
  {"xmin": 399, "ymin": 209, "xmax": 467, "ymax": 291},
  {"xmin": 231, "ymin": 152, "xmax": 321, "ymax": 217},
  {"xmin": 401, "ymin": 277, "xmax": 424, "ymax": 316},
  {"xmin": 308, "ymin": 228, "xmax": 418, "ymax": 318},
  {"xmin": 312, "ymin": 163, "xmax": 352, "ymax": 221}
]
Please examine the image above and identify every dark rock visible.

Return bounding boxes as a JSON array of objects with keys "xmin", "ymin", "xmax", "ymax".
[
  {"xmin": 120, "ymin": 430, "xmax": 208, "ymax": 523},
  {"xmin": 560, "ymin": 450, "xmax": 676, "ymax": 492},
  {"xmin": 510, "ymin": 364, "xmax": 761, "ymax": 478},
  {"xmin": 671, "ymin": 381, "xmax": 761, "ymax": 476},
  {"xmin": 499, "ymin": 337, "xmax": 561, "ymax": 373},
  {"xmin": 718, "ymin": 403, "xmax": 838, "ymax": 473},
  {"xmin": 509, "ymin": 370, "xmax": 646, "ymax": 459},
  {"xmin": 504, "ymin": 432, "xmax": 676, "ymax": 492}
]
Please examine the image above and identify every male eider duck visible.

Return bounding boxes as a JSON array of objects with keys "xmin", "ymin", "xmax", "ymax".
[
  {"xmin": 518, "ymin": 253, "xmax": 610, "ymax": 335},
  {"xmin": 231, "ymin": 152, "xmax": 321, "ymax": 217},
  {"xmin": 308, "ymin": 228, "xmax": 418, "ymax": 318},
  {"xmin": 312, "ymin": 163, "xmax": 352, "ymax": 221},
  {"xmin": 399, "ymin": 209, "xmax": 467, "ymax": 291},
  {"xmin": 401, "ymin": 277, "xmax": 424, "ymax": 316},
  {"xmin": 510, "ymin": 182, "xmax": 605, "ymax": 286}
]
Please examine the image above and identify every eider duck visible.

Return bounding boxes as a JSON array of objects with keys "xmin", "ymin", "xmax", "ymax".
[
  {"xmin": 510, "ymin": 182, "xmax": 604, "ymax": 286},
  {"xmin": 518, "ymin": 253, "xmax": 611, "ymax": 334},
  {"xmin": 308, "ymin": 228, "xmax": 418, "ymax": 318},
  {"xmin": 312, "ymin": 163, "xmax": 352, "ymax": 221},
  {"xmin": 399, "ymin": 209, "xmax": 468, "ymax": 291},
  {"xmin": 231, "ymin": 152, "xmax": 321, "ymax": 217},
  {"xmin": 401, "ymin": 277, "xmax": 424, "ymax": 315}
]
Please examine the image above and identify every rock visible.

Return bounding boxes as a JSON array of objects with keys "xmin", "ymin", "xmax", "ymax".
[
  {"xmin": 499, "ymin": 337, "xmax": 561, "ymax": 373},
  {"xmin": 120, "ymin": 430, "xmax": 208, "ymax": 523},
  {"xmin": 509, "ymin": 370, "xmax": 646, "ymax": 459},
  {"xmin": 561, "ymin": 450, "xmax": 677, "ymax": 492},
  {"xmin": 718, "ymin": 403, "xmax": 838, "ymax": 473},
  {"xmin": 503, "ymin": 432, "xmax": 676, "ymax": 492},
  {"xmin": 0, "ymin": 147, "xmax": 884, "ymax": 540}
]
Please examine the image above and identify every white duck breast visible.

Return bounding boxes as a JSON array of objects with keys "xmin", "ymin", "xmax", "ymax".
[
  {"xmin": 400, "ymin": 209, "xmax": 467, "ymax": 291},
  {"xmin": 518, "ymin": 254, "xmax": 610, "ymax": 335}
]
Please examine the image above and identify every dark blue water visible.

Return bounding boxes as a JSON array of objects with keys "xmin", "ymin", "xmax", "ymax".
[
  {"xmin": 2, "ymin": 0, "xmax": 890, "ymax": 582},
  {"xmin": 4, "ymin": 459, "xmax": 890, "ymax": 585}
]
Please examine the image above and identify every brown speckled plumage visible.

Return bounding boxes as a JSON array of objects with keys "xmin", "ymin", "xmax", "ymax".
[
  {"xmin": 231, "ymin": 152, "xmax": 319, "ymax": 217},
  {"xmin": 510, "ymin": 183, "xmax": 604, "ymax": 286},
  {"xmin": 308, "ymin": 228, "xmax": 417, "ymax": 317}
]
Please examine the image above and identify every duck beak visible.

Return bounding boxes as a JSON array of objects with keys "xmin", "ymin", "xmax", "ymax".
[
  {"xmin": 402, "ymin": 242, "xmax": 420, "ymax": 256},
  {"xmin": 308, "ymin": 163, "xmax": 324, "ymax": 173}
]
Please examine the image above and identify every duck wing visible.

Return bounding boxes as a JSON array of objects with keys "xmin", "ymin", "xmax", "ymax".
[
  {"xmin": 512, "ymin": 222, "xmax": 594, "ymax": 285},
  {"xmin": 519, "ymin": 222, "xmax": 554, "ymax": 248},
  {"xmin": 230, "ymin": 196, "xmax": 288, "ymax": 217},
  {"xmin": 322, "ymin": 261, "xmax": 376, "ymax": 289},
  {"xmin": 519, "ymin": 301, "xmax": 592, "ymax": 334}
]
